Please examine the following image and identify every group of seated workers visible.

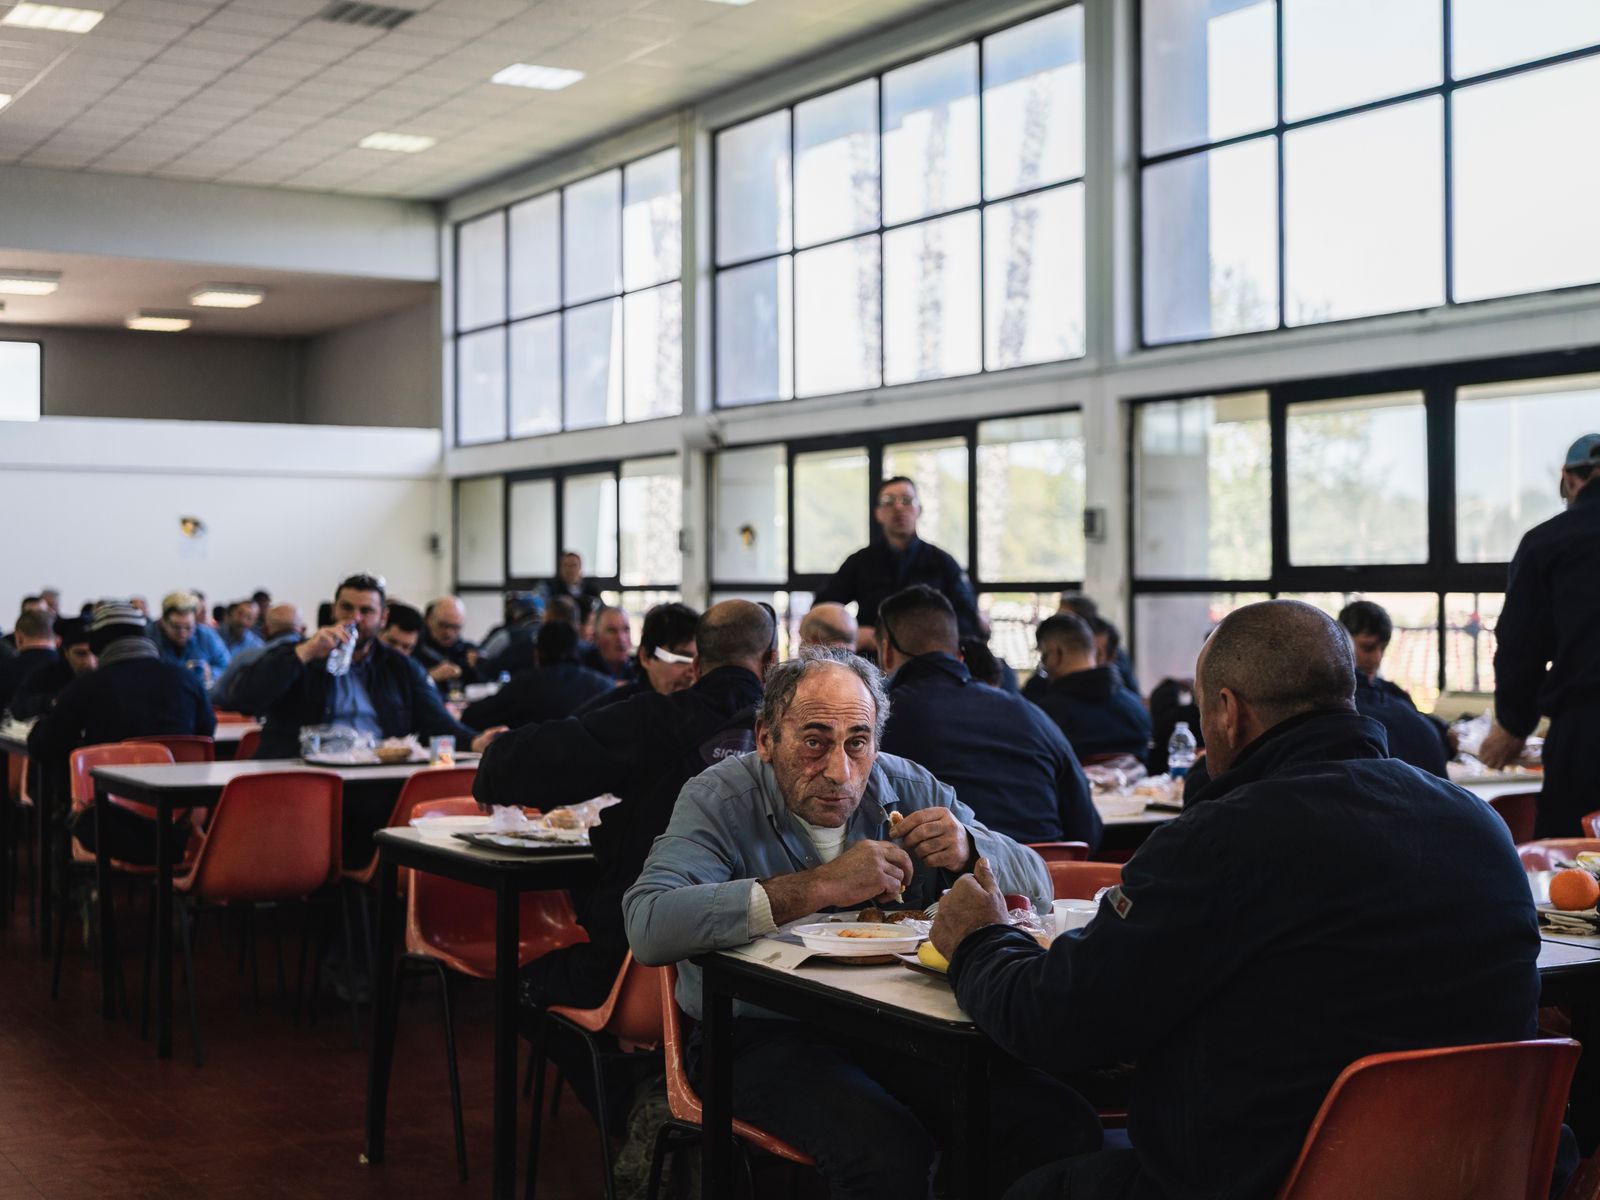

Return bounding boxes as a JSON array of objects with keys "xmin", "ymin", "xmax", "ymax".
[{"xmin": 608, "ymin": 600, "xmax": 1542, "ymax": 1200}]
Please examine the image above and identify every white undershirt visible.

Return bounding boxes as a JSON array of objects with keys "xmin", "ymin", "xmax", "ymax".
[{"xmin": 747, "ymin": 815, "xmax": 850, "ymax": 938}]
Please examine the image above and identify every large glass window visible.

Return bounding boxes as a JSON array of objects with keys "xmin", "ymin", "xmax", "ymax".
[
  {"xmin": 451, "ymin": 148, "xmax": 682, "ymax": 444},
  {"xmin": 793, "ymin": 448, "xmax": 871, "ymax": 576},
  {"xmin": 1140, "ymin": 0, "xmax": 1600, "ymax": 344},
  {"xmin": 977, "ymin": 413, "xmax": 1085, "ymax": 582},
  {"xmin": 0, "ymin": 341, "xmax": 43, "ymax": 422},
  {"xmin": 713, "ymin": 6, "xmax": 1086, "ymax": 407},
  {"xmin": 456, "ymin": 476, "xmax": 505, "ymax": 587},
  {"xmin": 619, "ymin": 458, "xmax": 683, "ymax": 587}
]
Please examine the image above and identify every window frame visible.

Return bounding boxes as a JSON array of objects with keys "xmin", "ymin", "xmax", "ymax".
[
  {"xmin": 1133, "ymin": 0, "xmax": 1600, "ymax": 348},
  {"xmin": 451, "ymin": 148, "xmax": 682, "ymax": 447},
  {"xmin": 1125, "ymin": 346, "xmax": 1600, "ymax": 694},
  {"xmin": 709, "ymin": 2, "xmax": 1088, "ymax": 411}
]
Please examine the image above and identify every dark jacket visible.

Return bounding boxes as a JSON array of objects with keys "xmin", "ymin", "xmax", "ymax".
[
  {"xmin": 1029, "ymin": 666, "xmax": 1153, "ymax": 761},
  {"xmin": 1353, "ymin": 674, "xmax": 1449, "ymax": 778},
  {"xmin": 880, "ymin": 653, "xmax": 1100, "ymax": 850},
  {"xmin": 547, "ymin": 576, "xmax": 604, "ymax": 620},
  {"xmin": 0, "ymin": 646, "xmax": 58, "ymax": 713},
  {"xmin": 228, "ymin": 640, "xmax": 477, "ymax": 759},
  {"xmin": 950, "ymin": 709, "xmax": 1540, "ymax": 1200},
  {"xmin": 573, "ymin": 675, "xmax": 656, "ymax": 716},
  {"xmin": 1495, "ymin": 482, "xmax": 1600, "ymax": 736},
  {"xmin": 28, "ymin": 656, "xmax": 216, "ymax": 764},
  {"xmin": 475, "ymin": 665, "xmax": 764, "ymax": 953},
  {"xmin": 415, "ymin": 630, "xmax": 486, "ymax": 686},
  {"xmin": 9, "ymin": 659, "xmax": 77, "ymax": 720},
  {"xmin": 579, "ymin": 644, "xmax": 638, "ymax": 686},
  {"xmin": 815, "ymin": 536, "xmax": 980, "ymax": 638},
  {"xmin": 461, "ymin": 662, "xmax": 615, "ymax": 730}
]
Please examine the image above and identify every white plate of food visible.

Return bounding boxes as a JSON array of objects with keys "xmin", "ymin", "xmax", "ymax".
[{"xmin": 791, "ymin": 922, "xmax": 924, "ymax": 957}]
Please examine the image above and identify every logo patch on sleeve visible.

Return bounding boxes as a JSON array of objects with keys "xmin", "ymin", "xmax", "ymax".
[{"xmin": 1106, "ymin": 885, "xmax": 1133, "ymax": 919}]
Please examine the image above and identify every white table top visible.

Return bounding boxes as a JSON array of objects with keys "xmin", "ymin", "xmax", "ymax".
[
  {"xmin": 212, "ymin": 723, "xmax": 259, "ymax": 743},
  {"xmin": 1459, "ymin": 776, "xmax": 1543, "ymax": 802},
  {"xmin": 91, "ymin": 756, "xmax": 477, "ymax": 789},
  {"xmin": 1093, "ymin": 796, "xmax": 1181, "ymax": 827}
]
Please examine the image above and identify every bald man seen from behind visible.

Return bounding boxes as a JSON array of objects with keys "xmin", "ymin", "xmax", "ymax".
[
  {"xmin": 932, "ymin": 600, "xmax": 1544, "ymax": 1200},
  {"xmin": 798, "ymin": 602, "xmax": 858, "ymax": 650}
]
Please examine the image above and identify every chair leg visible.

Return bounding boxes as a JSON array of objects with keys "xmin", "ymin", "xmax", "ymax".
[
  {"xmin": 585, "ymin": 1029, "xmax": 618, "ymax": 1200},
  {"xmin": 644, "ymin": 1123, "xmax": 675, "ymax": 1200},
  {"xmin": 736, "ymin": 1141, "xmax": 756, "ymax": 1200},
  {"xmin": 293, "ymin": 904, "xmax": 312, "ymax": 1024},
  {"xmin": 247, "ymin": 906, "xmax": 262, "ymax": 1010},
  {"xmin": 356, "ymin": 885, "xmax": 376, "ymax": 977},
  {"xmin": 431, "ymin": 960, "xmax": 468, "ymax": 1183},
  {"xmin": 48, "ymin": 880, "xmax": 69, "ymax": 999},
  {"xmin": 139, "ymin": 891, "xmax": 156, "ymax": 1040},
  {"xmin": 551, "ymin": 1065, "xmax": 566, "ymax": 1116},
  {"xmin": 177, "ymin": 901, "xmax": 204, "ymax": 1067},
  {"xmin": 337, "ymin": 889, "xmax": 361, "ymax": 1048},
  {"xmin": 524, "ymin": 1010, "xmax": 550, "ymax": 1200}
]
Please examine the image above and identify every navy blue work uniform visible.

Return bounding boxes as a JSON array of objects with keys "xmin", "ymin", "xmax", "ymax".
[
  {"xmin": 880, "ymin": 652, "xmax": 1101, "ymax": 850},
  {"xmin": 0, "ymin": 645, "xmax": 57, "ymax": 713},
  {"xmin": 1353, "ymin": 674, "xmax": 1449, "ymax": 778},
  {"xmin": 460, "ymin": 661, "xmax": 614, "ymax": 730},
  {"xmin": 475, "ymin": 664, "xmax": 764, "ymax": 1010},
  {"xmin": 950, "ymin": 709, "xmax": 1540, "ymax": 1200},
  {"xmin": 815, "ymin": 536, "xmax": 980, "ymax": 640},
  {"xmin": 1495, "ymin": 482, "xmax": 1600, "ymax": 837},
  {"xmin": 1028, "ymin": 666, "xmax": 1153, "ymax": 762}
]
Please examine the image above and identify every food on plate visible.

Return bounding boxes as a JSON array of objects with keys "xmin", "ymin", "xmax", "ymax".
[
  {"xmin": 834, "ymin": 927, "xmax": 908, "ymax": 939},
  {"xmin": 374, "ymin": 738, "xmax": 416, "ymax": 763},
  {"xmin": 883, "ymin": 909, "xmax": 927, "ymax": 924},
  {"xmin": 545, "ymin": 807, "xmax": 584, "ymax": 830},
  {"xmin": 1549, "ymin": 868, "xmax": 1600, "ymax": 911},
  {"xmin": 917, "ymin": 941, "xmax": 949, "ymax": 972}
]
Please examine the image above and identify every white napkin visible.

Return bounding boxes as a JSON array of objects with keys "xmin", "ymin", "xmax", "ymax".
[{"xmin": 488, "ymin": 805, "xmax": 537, "ymax": 832}]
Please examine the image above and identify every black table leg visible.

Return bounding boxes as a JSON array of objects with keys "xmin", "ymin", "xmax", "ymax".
[
  {"xmin": 947, "ymin": 1042, "xmax": 991, "ymax": 1200},
  {"xmin": 493, "ymin": 883, "xmax": 520, "ymax": 1198},
  {"xmin": 155, "ymin": 797, "xmax": 173, "ymax": 1059},
  {"xmin": 701, "ymin": 972, "xmax": 733, "ymax": 1200},
  {"xmin": 37, "ymin": 759, "xmax": 52, "ymax": 956},
  {"xmin": 1, "ymin": 753, "xmax": 11, "ymax": 919},
  {"xmin": 363, "ymin": 858, "xmax": 400, "ymax": 1167},
  {"xmin": 94, "ymin": 782, "xmax": 116, "ymax": 1018}
]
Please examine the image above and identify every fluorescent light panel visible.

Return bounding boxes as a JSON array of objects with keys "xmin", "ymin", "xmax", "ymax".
[
  {"xmin": 491, "ymin": 63, "xmax": 584, "ymax": 90},
  {"xmin": 703, "ymin": 0, "xmax": 757, "ymax": 5},
  {"xmin": 0, "ymin": 94, "xmax": 11, "ymax": 111},
  {"xmin": 359, "ymin": 130, "xmax": 434, "ymax": 153},
  {"xmin": 1, "ymin": 3, "xmax": 104, "ymax": 32},
  {"xmin": 126, "ymin": 311, "xmax": 191, "ymax": 332},
  {"xmin": 189, "ymin": 284, "xmax": 265, "ymax": 308},
  {"xmin": 0, "ymin": 270, "xmax": 61, "ymax": 296}
]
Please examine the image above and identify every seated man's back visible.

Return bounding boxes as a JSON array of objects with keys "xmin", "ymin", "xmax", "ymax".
[
  {"xmin": 461, "ymin": 623, "xmax": 614, "ymax": 730},
  {"xmin": 942, "ymin": 601, "xmax": 1539, "ymax": 1200},
  {"xmin": 1029, "ymin": 613, "xmax": 1152, "ymax": 761},
  {"xmin": 1353, "ymin": 673, "xmax": 1449, "ymax": 777},
  {"xmin": 875, "ymin": 587, "xmax": 1100, "ymax": 848}
]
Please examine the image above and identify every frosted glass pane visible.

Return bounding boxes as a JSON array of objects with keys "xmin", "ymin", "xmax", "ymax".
[
  {"xmin": 620, "ymin": 458, "xmax": 682, "ymax": 586},
  {"xmin": 883, "ymin": 437, "xmax": 968, "ymax": 569},
  {"xmin": 1142, "ymin": 0, "xmax": 1275, "ymax": 156},
  {"xmin": 456, "ymin": 327, "xmax": 506, "ymax": 445},
  {"xmin": 794, "ymin": 447, "xmax": 869, "ymax": 576},
  {"xmin": 1453, "ymin": 0, "xmax": 1600, "ymax": 77},
  {"xmin": 563, "ymin": 472, "xmax": 618, "ymax": 579},
  {"xmin": 509, "ymin": 192, "xmax": 559, "ymax": 318},
  {"xmin": 794, "ymin": 80, "xmax": 880, "ymax": 248},
  {"xmin": 983, "ymin": 7, "xmax": 1084, "ymax": 198},
  {"xmin": 563, "ymin": 299, "xmax": 622, "ymax": 430},
  {"xmin": 977, "ymin": 412, "xmax": 1085, "ymax": 581},
  {"xmin": 884, "ymin": 210, "xmax": 980, "ymax": 384},
  {"xmin": 882, "ymin": 45, "xmax": 979, "ymax": 224},
  {"xmin": 716, "ymin": 257, "xmax": 793, "ymax": 407},
  {"xmin": 794, "ymin": 235, "xmax": 880, "ymax": 398},
  {"xmin": 456, "ymin": 476, "xmax": 504, "ymax": 585},
  {"xmin": 713, "ymin": 445, "xmax": 788, "ymax": 581},
  {"xmin": 509, "ymin": 314, "xmax": 560, "ymax": 438},
  {"xmin": 624, "ymin": 148, "xmax": 681, "ymax": 290},
  {"xmin": 716, "ymin": 111, "xmax": 792, "ymax": 265},
  {"xmin": 1283, "ymin": 0, "xmax": 1440, "ymax": 121},
  {"xmin": 508, "ymin": 478, "xmax": 556, "ymax": 579},
  {"xmin": 563, "ymin": 170, "xmax": 621, "ymax": 305},
  {"xmin": 624, "ymin": 283, "xmax": 682, "ymax": 422},
  {"xmin": 985, "ymin": 183, "xmax": 1087, "ymax": 367},
  {"xmin": 457, "ymin": 211, "xmax": 505, "ymax": 331}
]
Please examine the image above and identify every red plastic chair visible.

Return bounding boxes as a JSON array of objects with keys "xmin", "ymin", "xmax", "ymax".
[
  {"xmin": 1518, "ymin": 840, "xmax": 1600, "ymax": 871},
  {"xmin": 1050, "ymin": 861, "xmax": 1123, "ymax": 901},
  {"xmin": 211, "ymin": 709, "xmax": 250, "ymax": 724},
  {"xmin": 234, "ymin": 729, "xmax": 261, "ymax": 761},
  {"xmin": 400, "ymin": 796, "xmax": 585, "ymax": 1181},
  {"xmin": 1275, "ymin": 1039, "xmax": 1580, "ymax": 1200},
  {"xmin": 347, "ymin": 766, "xmax": 481, "ymax": 887},
  {"xmin": 1027, "ymin": 841, "xmax": 1090, "ymax": 864},
  {"xmin": 525, "ymin": 954, "xmax": 665, "ymax": 1200},
  {"xmin": 124, "ymin": 734, "xmax": 215, "ymax": 763},
  {"xmin": 1488, "ymin": 792, "xmax": 1540, "ymax": 845},
  {"xmin": 160, "ymin": 771, "xmax": 345, "ymax": 1066},
  {"xmin": 1583, "ymin": 811, "xmax": 1600, "ymax": 839},
  {"xmin": 643, "ymin": 963, "xmax": 814, "ymax": 1199}
]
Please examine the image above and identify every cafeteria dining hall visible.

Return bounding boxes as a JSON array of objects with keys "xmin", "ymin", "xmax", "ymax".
[{"xmin": 6, "ymin": 0, "xmax": 1600, "ymax": 1197}]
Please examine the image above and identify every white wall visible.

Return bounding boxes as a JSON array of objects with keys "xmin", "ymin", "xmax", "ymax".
[
  {"xmin": 299, "ymin": 300, "xmax": 441, "ymax": 429},
  {"xmin": 0, "ymin": 417, "xmax": 446, "ymax": 619}
]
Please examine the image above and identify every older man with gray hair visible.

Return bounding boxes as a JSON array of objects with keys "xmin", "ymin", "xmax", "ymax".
[
  {"xmin": 798, "ymin": 601, "xmax": 858, "ymax": 649},
  {"xmin": 625, "ymin": 645, "xmax": 1094, "ymax": 1200}
]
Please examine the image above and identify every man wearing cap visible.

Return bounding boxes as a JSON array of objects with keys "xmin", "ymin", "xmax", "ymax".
[
  {"xmin": 1480, "ymin": 433, "xmax": 1600, "ymax": 836},
  {"xmin": 10, "ymin": 617, "xmax": 95, "ymax": 719},
  {"xmin": 28, "ymin": 601, "xmax": 215, "ymax": 864},
  {"xmin": 815, "ymin": 475, "xmax": 981, "ymax": 649},
  {"xmin": 148, "ymin": 590, "xmax": 230, "ymax": 689}
]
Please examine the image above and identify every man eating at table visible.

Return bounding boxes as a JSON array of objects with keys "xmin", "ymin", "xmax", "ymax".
[
  {"xmin": 931, "ymin": 600, "xmax": 1542, "ymax": 1200},
  {"xmin": 625, "ymin": 645, "xmax": 1100, "ymax": 1200}
]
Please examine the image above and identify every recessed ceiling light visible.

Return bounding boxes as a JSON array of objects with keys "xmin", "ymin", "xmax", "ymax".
[
  {"xmin": 703, "ymin": 0, "xmax": 757, "ymax": 5},
  {"xmin": 0, "ymin": 94, "xmax": 11, "ymax": 111},
  {"xmin": 1, "ymin": 3, "xmax": 105, "ymax": 32},
  {"xmin": 491, "ymin": 63, "xmax": 584, "ymax": 91},
  {"xmin": 0, "ymin": 270, "xmax": 61, "ymax": 296},
  {"xmin": 126, "ymin": 311, "xmax": 192, "ymax": 333},
  {"xmin": 189, "ymin": 284, "xmax": 265, "ymax": 309},
  {"xmin": 359, "ymin": 131, "xmax": 435, "ymax": 153}
]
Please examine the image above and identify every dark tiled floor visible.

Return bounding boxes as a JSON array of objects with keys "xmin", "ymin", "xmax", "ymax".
[{"xmin": 0, "ymin": 896, "xmax": 610, "ymax": 1199}]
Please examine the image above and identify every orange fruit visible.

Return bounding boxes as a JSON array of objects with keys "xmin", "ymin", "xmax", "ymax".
[{"xmin": 1549, "ymin": 869, "xmax": 1600, "ymax": 911}]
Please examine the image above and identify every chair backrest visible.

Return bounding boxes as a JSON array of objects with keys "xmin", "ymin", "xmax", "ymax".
[
  {"xmin": 1517, "ymin": 839, "xmax": 1600, "ymax": 871},
  {"xmin": 234, "ymin": 729, "xmax": 261, "ymax": 761},
  {"xmin": 659, "ymin": 963, "xmax": 700, "ymax": 1126},
  {"xmin": 186, "ymin": 771, "xmax": 343, "ymax": 902},
  {"xmin": 1049, "ymin": 861, "xmax": 1123, "ymax": 900},
  {"xmin": 1276, "ymin": 1039, "xmax": 1580, "ymax": 1200},
  {"xmin": 1584, "ymin": 810, "xmax": 1600, "ymax": 839},
  {"xmin": 1488, "ymin": 792, "xmax": 1539, "ymax": 845},
  {"xmin": 125, "ymin": 734, "xmax": 215, "ymax": 763},
  {"xmin": 1027, "ymin": 841, "xmax": 1090, "ymax": 864},
  {"xmin": 389, "ymin": 766, "xmax": 480, "ymax": 828},
  {"xmin": 68, "ymin": 742, "xmax": 175, "ymax": 810},
  {"xmin": 211, "ymin": 709, "xmax": 250, "ymax": 724}
]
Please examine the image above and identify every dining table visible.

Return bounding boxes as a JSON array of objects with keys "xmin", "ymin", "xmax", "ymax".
[
  {"xmin": 87, "ymin": 756, "xmax": 477, "ymax": 1060},
  {"xmin": 361, "ymin": 825, "xmax": 597, "ymax": 1200}
]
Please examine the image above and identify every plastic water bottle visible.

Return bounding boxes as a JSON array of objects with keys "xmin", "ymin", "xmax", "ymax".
[
  {"xmin": 1168, "ymin": 721, "xmax": 1197, "ymax": 781},
  {"xmin": 325, "ymin": 622, "xmax": 358, "ymax": 677}
]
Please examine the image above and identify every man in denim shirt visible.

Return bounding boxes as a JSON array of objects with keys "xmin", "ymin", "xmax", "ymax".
[{"xmin": 625, "ymin": 646, "xmax": 1099, "ymax": 1200}]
